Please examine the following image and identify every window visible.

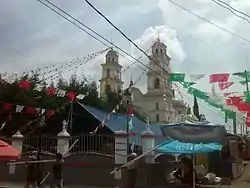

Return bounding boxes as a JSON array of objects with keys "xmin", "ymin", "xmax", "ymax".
[
  {"xmin": 107, "ymin": 57, "xmax": 110, "ymax": 62},
  {"xmin": 156, "ymin": 102, "xmax": 159, "ymax": 110},
  {"xmin": 154, "ymin": 78, "xmax": 160, "ymax": 89},
  {"xmin": 160, "ymin": 49, "xmax": 163, "ymax": 54},
  {"xmin": 155, "ymin": 49, "xmax": 158, "ymax": 54},
  {"xmin": 112, "ymin": 57, "xmax": 115, "ymax": 62},
  {"xmin": 106, "ymin": 68, "xmax": 110, "ymax": 78},
  {"xmin": 156, "ymin": 114, "xmax": 160, "ymax": 122}
]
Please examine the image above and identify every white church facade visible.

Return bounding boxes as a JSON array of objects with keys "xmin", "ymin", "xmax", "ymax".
[{"xmin": 99, "ymin": 39, "xmax": 187, "ymax": 123}]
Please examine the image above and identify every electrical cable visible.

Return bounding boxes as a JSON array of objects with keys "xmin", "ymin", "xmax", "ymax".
[{"xmin": 211, "ymin": 0, "xmax": 250, "ymax": 24}]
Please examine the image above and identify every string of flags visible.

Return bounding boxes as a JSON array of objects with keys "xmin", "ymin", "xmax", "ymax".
[
  {"xmin": 0, "ymin": 76, "xmax": 87, "ymax": 101},
  {"xmin": 169, "ymin": 70, "xmax": 250, "ymax": 91},
  {"xmin": 90, "ymin": 70, "xmax": 147, "ymax": 134},
  {"xmin": 0, "ymin": 101, "xmax": 70, "ymax": 133}
]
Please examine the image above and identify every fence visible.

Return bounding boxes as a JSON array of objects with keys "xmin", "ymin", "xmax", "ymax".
[{"xmin": 21, "ymin": 133, "xmax": 164, "ymax": 156}]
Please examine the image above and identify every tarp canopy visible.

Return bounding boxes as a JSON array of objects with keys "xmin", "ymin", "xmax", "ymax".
[
  {"xmin": 160, "ymin": 121, "xmax": 226, "ymax": 144},
  {"xmin": 77, "ymin": 102, "xmax": 162, "ymax": 135},
  {"xmin": 156, "ymin": 139, "xmax": 222, "ymax": 154},
  {"xmin": 0, "ymin": 140, "xmax": 20, "ymax": 161}
]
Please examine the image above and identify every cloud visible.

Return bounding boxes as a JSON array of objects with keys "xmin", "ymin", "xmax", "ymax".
[{"xmin": 1, "ymin": 0, "xmax": 250, "ymax": 129}]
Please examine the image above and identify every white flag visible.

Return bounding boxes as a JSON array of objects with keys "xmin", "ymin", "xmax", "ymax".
[
  {"xmin": 33, "ymin": 84, "xmax": 44, "ymax": 92},
  {"xmin": 41, "ymin": 109, "xmax": 46, "ymax": 115},
  {"xmin": 76, "ymin": 94, "xmax": 85, "ymax": 100},
  {"xmin": 189, "ymin": 74, "xmax": 205, "ymax": 82},
  {"xmin": 16, "ymin": 105, "xmax": 24, "ymax": 112},
  {"xmin": 57, "ymin": 89, "xmax": 66, "ymax": 97},
  {"xmin": 0, "ymin": 122, "xmax": 6, "ymax": 131}
]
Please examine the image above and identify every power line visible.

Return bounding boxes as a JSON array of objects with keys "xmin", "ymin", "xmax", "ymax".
[
  {"xmin": 211, "ymin": 0, "xmax": 250, "ymax": 25},
  {"xmin": 215, "ymin": 0, "xmax": 250, "ymax": 19},
  {"xmin": 36, "ymin": 0, "xmax": 233, "ymax": 121},
  {"xmin": 165, "ymin": 0, "xmax": 250, "ymax": 43}
]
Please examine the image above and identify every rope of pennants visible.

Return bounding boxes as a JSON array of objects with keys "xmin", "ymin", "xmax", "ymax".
[
  {"xmin": 91, "ymin": 70, "xmax": 147, "ymax": 134},
  {"xmin": 0, "ymin": 101, "xmax": 70, "ymax": 135},
  {"xmin": 22, "ymin": 48, "xmax": 110, "ymax": 82},
  {"xmin": 169, "ymin": 71, "xmax": 250, "ymax": 91},
  {"xmin": 169, "ymin": 71, "xmax": 250, "ymax": 127},
  {"xmin": 0, "ymin": 76, "xmax": 88, "ymax": 101}
]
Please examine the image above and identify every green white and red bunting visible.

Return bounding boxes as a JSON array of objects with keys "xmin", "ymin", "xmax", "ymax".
[
  {"xmin": 169, "ymin": 71, "xmax": 250, "ymax": 91},
  {"xmin": 0, "ymin": 75, "xmax": 87, "ymax": 101}
]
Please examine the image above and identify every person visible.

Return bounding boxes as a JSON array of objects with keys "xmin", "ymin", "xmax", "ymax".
[
  {"xmin": 25, "ymin": 155, "xmax": 38, "ymax": 188},
  {"xmin": 173, "ymin": 156, "xmax": 195, "ymax": 186},
  {"xmin": 51, "ymin": 153, "xmax": 64, "ymax": 188},
  {"xmin": 127, "ymin": 152, "xmax": 138, "ymax": 188}
]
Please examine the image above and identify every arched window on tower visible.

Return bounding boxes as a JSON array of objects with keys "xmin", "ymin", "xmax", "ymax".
[
  {"xmin": 156, "ymin": 102, "xmax": 159, "ymax": 110},
  {"xmin": 155, "ymin": 49, "xmax": 159, "ymax": 54},
  {"xmin": 112, "ymin": 57, "xmax": 115, "ymax": 62},
  {"xmin": 106, "ymin": 68, "xmax": 110, "ymax": 78},
  {"xmin": 160, "ymin": 49, "xmax": 163, "ymax": 54},
  {"xmin": 154, "ymin": 78, "xmax": 160, "ymax": 89},
  {"xmin": 156, "ymin": 114, "xmax": 160, "ymax": 122}
]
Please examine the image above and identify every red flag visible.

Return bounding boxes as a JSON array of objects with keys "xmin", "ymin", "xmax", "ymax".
[
  {"xmin": 236, "ymin": 102, "xmax": 250, "ymax": 111},
  {"xmin": 128, "ymin": 104, "xmax": 133, "ymax": 115},
  {"xmin": 46, "ymin": 86, "xmax": 56, "ymax": 96},
  {"xmin": 2, "ymin": 103, "xmax": 13, "ymax": 111},
  {"xmin": 25, "ymin": 106, "xmax": 36, "ymax": 114},
  {"xmin": 245, "ymin": 112, "xmax": 250, "ymax": 127},
  {"xmin": 46, "ymin": 109, "xmax": 56, "ymax": 118},
  {"xmin": 218, "ymin": 82, "xmax": 233, "ymax": 90},
  {"xmin": 209, "ymin": 73, "xmax": 229, "ymax": 83},
  {"xmin": 226, "ymin": 96, "xmax": 242, "ymax": 106},
  {"xmin": 18, "ymin": 80, "xmax": 31, "ymax": 89},
  {"xmin": 66, "ymin": 91, "xmax": 76, "ymax": 101}
]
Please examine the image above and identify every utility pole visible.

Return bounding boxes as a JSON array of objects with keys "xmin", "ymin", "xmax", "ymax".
[
  {"xmin": 37, "ymin": 116, "xmax": 45, "ymax": 186},
  {"xmin": 125, "ymin": 88, "xmax": 132, "ymax": 156},
  {"xmin": 245, "ymin": 70, "xmax": 249, "ymax": 135}
]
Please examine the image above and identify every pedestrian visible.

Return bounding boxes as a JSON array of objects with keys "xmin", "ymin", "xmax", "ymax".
[
  {"xmin": 24, "ymin": 155, "xmax": 38, "ymax": 188},
  {"xmin": 51, "ymin": 153, "xmax": 64, "ymax": 188},
  {"xmin": 127, "ymin": 152, "xmax": 138, "ymax": 188}
]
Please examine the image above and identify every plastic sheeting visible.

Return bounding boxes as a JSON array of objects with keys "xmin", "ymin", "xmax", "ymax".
[
  {"xmin": 160, "ymin": 121, "xmax": 226, "ymax": 144},
  {"xmin": 156, "ymin": 139, "xmax": 222, "ymax": 154}
]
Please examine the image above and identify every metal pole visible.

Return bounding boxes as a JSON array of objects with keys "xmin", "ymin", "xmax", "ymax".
[{"xmin": 126, "ymin": 92, "xmax": 131, "ymax": 156}]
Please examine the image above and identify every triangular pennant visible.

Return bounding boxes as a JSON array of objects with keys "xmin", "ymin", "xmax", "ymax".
[
  {"xmin": 76, "ymin": 94, "xmax": 85, "ymax": 100},
  {"xmin": 189, "ymin": 74, "xmax": 205, "ymax": 82},
  {"xmin": 218, "ymin": 82, "xmax": 234, "ymax": 90},
  {"xmin": 169, "ymin": 73, "xmax": 185, "ymax": 82},
  {"xmin": 209, "ymin": 73, "xmax": 229, "ymax": 83},
  {"xmin": 56, "ymin": 89, "xmax": 66, "ymax": 97},
  {"xmin": 41, "ymin": 109, "xmax": 46, "ymax": 115},
  {"xmin": 33, "ymin": 84, "xmax": 44, "ymax": 92},
  {"xmin": 15, "ymin": 105, "xmax": 24, "ymax": 112}
]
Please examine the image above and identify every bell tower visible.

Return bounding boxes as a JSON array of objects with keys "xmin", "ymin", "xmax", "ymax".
[
  {"xmin": 99, "ymin": 48, "xmax": 123, "ymax": 98},
  {"xmin": 145, "ymin": 38, "xmax": 174, "ymax": 123},
  {"xmin": 147, "ymin": 38, "xmax": 171, "ymax": 94}
]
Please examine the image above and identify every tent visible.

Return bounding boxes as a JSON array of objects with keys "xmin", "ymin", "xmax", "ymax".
[{"xmin": 160, "ymin": 121, "xmax": 226, "ymax": 144}]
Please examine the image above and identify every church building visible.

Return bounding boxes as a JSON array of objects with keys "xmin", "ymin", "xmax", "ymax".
[{"xmin": 99, "ymin": 39, "xmax": 187, "ymax": 123}]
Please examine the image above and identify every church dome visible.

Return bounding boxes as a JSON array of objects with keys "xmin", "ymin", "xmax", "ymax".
[{"xmin": 106, "ymin": 48, "xmax": 118, "ymax": 57}]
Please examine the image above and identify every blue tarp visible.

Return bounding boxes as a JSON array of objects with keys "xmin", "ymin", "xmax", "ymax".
[
  {"xmin": 160, "ymin": 121, "xmax": 226, "ymax": 144},
  {"xmin": 77, "ymin": 102, "xmax": 162, "ymax": 135},
  {"xmin": 156, "ymin": 139, "xmax": 222, "ymax": 154}
]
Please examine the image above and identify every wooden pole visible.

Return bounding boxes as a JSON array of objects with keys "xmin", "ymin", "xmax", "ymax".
[{"xmin": 110, "ymin": 144, "xmax": 160, "ymax": 174}]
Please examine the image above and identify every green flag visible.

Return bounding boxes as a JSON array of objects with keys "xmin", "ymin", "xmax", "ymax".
[
  {"xmin": 233, "ymin": 71, "xmax": 250, "ymax": 81},
  {"xmin": 188, "ymin": 87, "xmax": 208, "ymax": 100},
  {"xmin": 181, "ymin": 81, "xmax": 195, "ymax": 88},
  {"xmin": 224, "ymin": 109, "xmax": 236, "ymax": 119},
  {"xmin": 243, "ymin": 91, "xmax": 250, "ymax": 103},
  {"xmin": 169, "ymin": 73, "xmax": 185, "ymax": 82},
  {"xmin": 207, "ymin": 100, "xmax": 224, "ymax": 110}
]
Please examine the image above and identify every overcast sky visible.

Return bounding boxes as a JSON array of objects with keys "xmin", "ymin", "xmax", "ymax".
[{"xmin": 1, "ymin": 0, "xmax": 250, "ymax": 130}]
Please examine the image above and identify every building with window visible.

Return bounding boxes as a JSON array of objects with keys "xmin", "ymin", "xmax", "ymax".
[{"xmin": 99, "ymin": 39, "xmax": 187, "ymax": 123}]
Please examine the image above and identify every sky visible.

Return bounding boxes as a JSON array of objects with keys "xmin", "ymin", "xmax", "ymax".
[{"xmin": 1, "ymin": 0, "xmax": 250, "ymax": 131}]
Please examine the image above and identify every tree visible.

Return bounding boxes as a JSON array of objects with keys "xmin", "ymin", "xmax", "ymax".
[{"xmin": 193, "ymin": 96, "xmax": 200, "ymax": 120}]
